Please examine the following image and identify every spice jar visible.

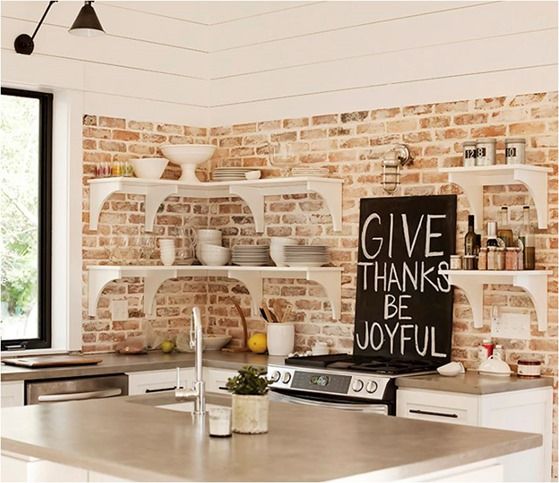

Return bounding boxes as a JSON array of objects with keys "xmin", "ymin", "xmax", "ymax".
[
  {"xmin": 517, "ymin": 359, "xmax": 542, "ymax": 378},
  {"xmin": 505, "ymin": 247, "xmax": 519, "ymax": 270},
  {"xmin": 487, "ymin": 247, "xmax": 497, "ymax": 270},
  {"xmin": 478, "ymin": 248, "xmax": 487, "ymax": 270},
  {"xmin": 496, "ymin": 247, "xmax": 505, "ymax": 270},
  {"xmin": 463, "ymin": 255, "xmax": 476, "ymax": 270},
  {"xmin": 505, "ymin": 138, "xmax": 526, "ymax": 165},
  {"xmin": 517, "ymin": 245, "xmax": 524, "ymax": 270},
  {"xmin": 463, "ymin": 141, "xmax": 477, "ymax": 167},
  {"xmin": 476, "ymin": 138, "xmax": 496, "ymax": 166},
  {"xmin": 450, "ymin": 255, "xmax": 462, "ymax": 270},
  {"xmin": 493, "ymin": 345, "xmax": 505, "ymax": 360}
]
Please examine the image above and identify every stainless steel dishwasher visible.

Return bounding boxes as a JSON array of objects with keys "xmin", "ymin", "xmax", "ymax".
[{"xmin": 26, "ymin": 374, "xmax": 128, "ymax": 405}]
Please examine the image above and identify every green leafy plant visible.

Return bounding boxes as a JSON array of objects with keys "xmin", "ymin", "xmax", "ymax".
[{"xmin": 225, "ymin": 365, "xmax": 270, "ymax": 396}]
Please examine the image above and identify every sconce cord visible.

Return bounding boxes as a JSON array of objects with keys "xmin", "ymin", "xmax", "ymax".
[{"xmin": 31, "ymin": 1, "xmax": 57, "ymax": 40}]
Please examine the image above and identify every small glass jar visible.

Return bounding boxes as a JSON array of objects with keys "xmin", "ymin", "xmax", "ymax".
[
  {"xmin": 478, "ymin": 248, "xmax": 487, "ymax": 270},
  {"xmin": 493, "ymin": 345, "xmax": 505, "ymax": 360},
  {"xmin": 476, "ymin": 138, "xmax": 496, "ymax": 166},
  {"xmin": 517, "ymin": 247, "xmax": 524, "ymax": 270},
  {"xmin": 517, "ymin": 359, "xmax": 542, "ymax": 378},
  {"xmin": 463, "ymin": 141, "xmax": 477, "ymax": 167},
  {"xmin": 505, "ymin": 247, "xmax": 518, "ymax": 270},
  {"xmin": 505, "ymin": 138, "xmax": 526, "ymax": 165},
  {"xmin": 496, "ymin": 247, "xmax": 505, "ymax": 270},
  {"xmin": 450, "ymin": 255, "xmax": 462, "ymax": 270},
  {"xmin": 463, "ymin": 255, "xmax": 476, "ymax": 270},
  {"xmin": 487, "ymin": 247, "xmax": 497, "ymax": 270}
]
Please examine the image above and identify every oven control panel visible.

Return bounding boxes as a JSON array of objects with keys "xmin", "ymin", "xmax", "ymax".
[{"xmin": 267, "ymin": 365, "xmax": 391, "ymax": 401}]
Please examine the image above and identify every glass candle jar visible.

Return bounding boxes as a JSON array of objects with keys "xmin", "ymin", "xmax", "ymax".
[
  {"xmin": 505, "ymin": 247, "xmax": 518, "ymax": 270},
  {"xmin": 487, "ymin": 247, "xmax": 497, "ymax": 270},
  {"xmin": 478, "ymin": 248, "xmax": 487, "ymax": 270},
  {"xmin": 476, "ymin": 138, "xmax": 496, "ymax": 166},
  {"xmin": 496, "ymin": 247, "xmax": 506, "ymax": 270},
  {"xmin": 505, "ymin": 138, "xmax": 526, "ymax": 165},
  {"xmin": 450, "ymin": 255, "xmax": 462, "ymax": 270},
  {"xmin": 463, "ymin": 141, "xmax": 477, "ymax": 167}
]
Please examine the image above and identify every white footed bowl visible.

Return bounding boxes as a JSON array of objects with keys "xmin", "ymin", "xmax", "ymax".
[
  {"xmin": 160, "ymin": 144, "xmax": 216, "ymax": 183},
  {"xmin": 130, "ymin": 157, "xmax": 168, "ymax": 179}
]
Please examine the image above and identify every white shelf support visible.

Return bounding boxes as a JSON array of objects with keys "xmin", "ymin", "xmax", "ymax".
[
  {"xmin": 227, "ymin": 270, "xmax": 263, "ymax": 316},
  {"xmin": 440, "ymin": 165, "xmax": 551, "ymax": 230},
  {"xmin": 88, "ymin": 268, "xmax": 121, "ymax": 317},
  {"xmin": 306, "ymin": 269, "xmax": 342, "ymax": 320},
  {"xmin": 143, "ymin": 186, "xmax": 179, "ymax": 232},
  {"xmin": 89, "ymin": 183, "xmax": 120, "ymax": 232},
  {"xmin": 441, "ymin": 270, "xmax": 551, "ymax": 331},
  {"xmin": 228, "ymin": 186, "xmax": 266, "ymax": 234},
  {"xmin": 143, "ymin": 269, "xmax": 177, "ymax": 316},
  {"xmin": 307, "ymin": 180, "xmax": 343, "ymax": 232}
]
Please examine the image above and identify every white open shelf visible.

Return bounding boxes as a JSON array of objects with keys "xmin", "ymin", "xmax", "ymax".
[
  {"xmin": 439, "ymin": 165, "xmax": 552, "ymax": 230},
  {"xmin": 440, "ymin": 269, "xmax": 552, "ymax": 331},
  {"xmin": 88, "ymin": 265, "xmax": 342, "ymax": 320},
  {"xmin": 88, "ymin": 176, "xmax": 343, "ymax": 233}
]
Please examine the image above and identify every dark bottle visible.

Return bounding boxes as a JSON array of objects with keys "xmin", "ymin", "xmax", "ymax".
[
  {"xmin": 487, "ymin": 221, "xmax": 499, "ymax": 247},
  {"xmin": 464, "ymin": 215, "xmax": 476, "ymax": 256},
  {"xmin": 497, "ymin": 206, "xmax": 514, "ymax": 247},
  {"xmin": 520, "ymin": 206, "xmax": 535, "ymax": 269}
]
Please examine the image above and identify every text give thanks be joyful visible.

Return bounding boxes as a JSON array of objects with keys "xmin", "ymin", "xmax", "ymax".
[{"xmin": 353, "ymin": 195, "xmax": 457, "ymax": 362}]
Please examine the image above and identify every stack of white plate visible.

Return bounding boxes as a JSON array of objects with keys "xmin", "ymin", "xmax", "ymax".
[
  {"xmin": 291, "ymin": 166, "xmax": 329, "ymax": 177},
  {"xmin": 284, "ymin": 245, "xmax": 329, "ymax": 267},
  {"xmin": 232, "ymin": 245, "xmax": 270, "ymax": 266},
  {"xmin": 212, "ymin": 167, "xmax": 254, "ymax": 181}
]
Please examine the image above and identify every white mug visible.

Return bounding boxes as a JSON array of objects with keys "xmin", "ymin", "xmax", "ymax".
[
  {"xmin": 267, "ymin": 323, "xmax": 295, "ymax": 356},
  {"xmin": 311, "ymin": 342, "xmax": 329, "ymax": 356}
]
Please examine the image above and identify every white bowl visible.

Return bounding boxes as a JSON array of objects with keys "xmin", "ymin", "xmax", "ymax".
[
  {"xmin": 203, "ymin": 335, "xmax": 232, "ymax": 351},
  {"xmin": 270, "ymin": 238, "xmax": 298, "ymax": 267},
  {"xmin": 160, "ymin": 144, "xmax": 216, "ymax": 183},
  {"xmin": 437, "ymin": 361, "xmax": 465, "ymax": 377},
  {"xmin": 245, "ymin": 170, "xmax": 261, "ymax": 180},
  {"xmin": 199, "ymin": 245, "xmax": 231, "ymax": 266},
  {"xmin": 130, "ymin": 157, "xmax": 168, "ymax": 179},
  {"xmin": 478, "ymin": 356, "xmax": 512, "ymax": 377}
]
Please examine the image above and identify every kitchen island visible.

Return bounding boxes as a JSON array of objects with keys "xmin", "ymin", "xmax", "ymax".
[{"xmin": 1, "ymin": 392, "xmax": 541, "ymax": 482}]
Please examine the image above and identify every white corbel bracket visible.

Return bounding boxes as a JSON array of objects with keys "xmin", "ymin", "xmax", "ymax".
[{"xmin": 306, "ymin": 269, "xmax": 342, "ymax": 320}]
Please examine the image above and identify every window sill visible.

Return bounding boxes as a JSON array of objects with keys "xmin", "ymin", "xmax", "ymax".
[{"xmin": 1, "ymin": 348, "xmax": 69, "ymax": 358}]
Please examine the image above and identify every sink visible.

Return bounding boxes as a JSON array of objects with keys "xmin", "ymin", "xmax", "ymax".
[{"xmin": 157, "ymin": 401, "xmax": 227, "ymax": 413}]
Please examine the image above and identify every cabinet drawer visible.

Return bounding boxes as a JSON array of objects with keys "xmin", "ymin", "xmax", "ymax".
[
  {"xmin": 396, "ymin": 389, "xmax": 479, "ymax": 426},
  {"xmin": 126, "ymin": 369, "xmax": 194, "ymax": 395},
  {"xmin": 1, "ymin": 381, "xmax": 24, "ymax": 407},
  {"xmin": 205, "ymin": 368, "xmax": 237, "ymax": 394}
]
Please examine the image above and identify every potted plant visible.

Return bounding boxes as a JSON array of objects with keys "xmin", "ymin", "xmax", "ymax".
[{"xmin": 225, "ymin": 365, "xmax": 270, "ymax": 434}]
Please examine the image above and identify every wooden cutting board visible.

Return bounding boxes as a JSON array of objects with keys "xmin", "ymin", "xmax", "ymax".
[{"xmin": 2, "ymin": 355, "xmax": 102, "ymax": 368}]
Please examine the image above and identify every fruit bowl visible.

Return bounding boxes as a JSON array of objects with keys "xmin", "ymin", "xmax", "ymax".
[
  {"xmin": 130, "ymin": 157, "xmax": 168, "ymax": 179},
  {"xmin": 160, "ymin": 144, "xmax": 216, "ymax": 183},
  {"xmin": 203, "ymin": 335, "xmax": 232, "ymax": 351}
]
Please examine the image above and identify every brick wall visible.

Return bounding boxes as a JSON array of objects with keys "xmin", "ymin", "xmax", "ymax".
[{"xmin": 82, "ymin": 92, "xmax": 557, "ymax": 475}]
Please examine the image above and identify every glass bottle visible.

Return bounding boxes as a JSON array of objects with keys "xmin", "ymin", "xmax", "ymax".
[
  {"xmin": 497, "ymin": 206, "xmax": 513, "ymax": 247},
  {"xmin": 486, "ymin": 221, "xmax": 499, "ymax": 248},
  {"xmin": 464, "ymin": 215, "xmax": 476, "ymax": 256},
  {"xmin": 520, "ymin": 206, "xmax": 535, "ymax": 270}
]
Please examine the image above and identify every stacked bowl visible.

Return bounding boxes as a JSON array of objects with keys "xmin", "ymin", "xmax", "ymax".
[
  {"xmin": 270, "ymin": 237, "xmax": 298, "ymax": 267},
  {"xmin": 159, "ymin": 238, "xmax": 176, "ymax": 266},
  {"xmin": 284, "ymin": 245, "xmax": 329, "ymax": 267},
  {"xmin": 232, "ymin": 245, "xmax": 270, "ymax": 266},
  {"xmin": 196, "ymin": 229, "xmax": 230, "ymax": 266}
]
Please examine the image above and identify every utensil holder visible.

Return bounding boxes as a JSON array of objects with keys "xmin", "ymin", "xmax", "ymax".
[{"xmin": 267, "ymin": 323, "xmax": 295, "ymax": 356}]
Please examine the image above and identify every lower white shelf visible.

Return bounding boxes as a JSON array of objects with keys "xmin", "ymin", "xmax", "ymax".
[
  {"xmin": 440, "ymin": 270, "xmax": 551, "ymax": 331},
  {"xmin": 88, "ymin": 265, "xmax": 342, "ymax": 320}
]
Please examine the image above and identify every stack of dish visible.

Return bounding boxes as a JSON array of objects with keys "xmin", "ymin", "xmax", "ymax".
[
  {"xmin": 232, "ymin": 245, "xmax": 270, "ymax": 266},
  {"xmin": 290, "ymin": 166, "xmax": 329, "ymax": 177},
  {"xmin": 284, "ymin": 245, "xmax": 329, "ymax": 267},
  {"xmin": 196, "ymin": 229, "xmax": 222, "ymax": 263},
  {"xmin": 212, "ymin": 167, "xmax": 255, "ymax": 181}
]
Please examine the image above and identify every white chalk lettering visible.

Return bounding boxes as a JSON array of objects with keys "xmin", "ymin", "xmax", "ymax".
[
  {"xmin": 425, "ymin": 214, "xmax": 445, "ymax": 257},
  {"xmin": 431, "ymin": 326, "xmax": 447, "ymax": 357},
  {"xmin": 361, "ymin": 213, "xmax": 382, "ymax": 260},
  {"xmin": 402, "ymin": 214, "xmax": 424, "ymax": 258},
  {"xmin": 414, "ymin": 326, "xmax": 429, "ymax": 356},
  {"xmin": 384, "ymin": 294, "xmax": 398, "ymax": 320},
  {"xmin": 385, "ymin": 322, "xmax": 399, "ymax": 354},
  {"xmin": 370, "ymin": 322, "xmax": 384, "ymax": 350}
]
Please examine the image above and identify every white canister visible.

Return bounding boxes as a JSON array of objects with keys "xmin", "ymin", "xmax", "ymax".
[
  {"xmin": 476, "ymin": 138, "xmax": 496, "ymax": 166},
  {"xmin": 311, "ymin": 342, "xmax": 329, "ymax": 356},
  {"xmin": 159, "ymin": 239, "xmax": 176, "ymax": 266},
  {"xmin": 267, "ymin": 323, "xmax": 295, "ymax": 356},
  {"xmin": 505, "ymin": 138, "xmax": 526, "ymax": 165},
  {"xmin": 462, "ymin": 141, "xmax": 477, "ymax": 167}
]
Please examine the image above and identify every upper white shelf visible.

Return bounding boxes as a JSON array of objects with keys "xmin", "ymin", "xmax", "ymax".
[
  {"xmin": 88, "ymin": 176, "xmax": 343, "ymax": 233},
  {"xmin": 440, "ymin": 269, "xmax": 552, "ymax": 331},
  {"xmin": 439, "ymin": 165, "xmax": 552, "ymax": 230},
  {"xmin": 88, "ymin": 265, "xmax": 342, "ymax": 321}
]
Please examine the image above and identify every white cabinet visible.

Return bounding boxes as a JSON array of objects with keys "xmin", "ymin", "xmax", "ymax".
[
  {"xmin": 1, "ymin": 452, "xmax": 88, "ymax": 482},
  {"xmin": 397, "ymin": 386, "xmax": 553, "ymax": 482},
  {"xmin": 1, "ymin": 381, "xmax": 24, "ymax": 407},
  {"xmin": 205, "ymin": 368, "xmax": 237, "ymax": 394},
  {"xmin": 126, "ymin": 368, "xmax": 194, "ymax": 395}
]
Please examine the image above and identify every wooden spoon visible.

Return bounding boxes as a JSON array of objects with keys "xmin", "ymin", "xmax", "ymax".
[{"xmin": 221, "ymin": 302, "xmax": 249, "ymax": 353}]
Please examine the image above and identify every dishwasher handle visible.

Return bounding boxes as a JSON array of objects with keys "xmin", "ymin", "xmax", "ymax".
[{"xmin": 38, "ymin": 388, "xmax": 122, "ymax": 402}]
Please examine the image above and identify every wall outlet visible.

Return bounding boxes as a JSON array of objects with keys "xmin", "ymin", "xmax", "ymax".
[
  {"xmin": 491, "ymin": 312, "xmax": 530, "ymax": 339},
  {"xmin": 111, "ymin": 299, "xmax": 128, "ymax": 322}
]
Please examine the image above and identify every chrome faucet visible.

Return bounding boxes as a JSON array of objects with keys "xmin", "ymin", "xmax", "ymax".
[{"xmin": 175, "ymin": 306, "xmax": 206, "ymax": 415}]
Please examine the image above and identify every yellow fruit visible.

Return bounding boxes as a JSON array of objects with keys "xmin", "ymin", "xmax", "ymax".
[
  {"xmin": 248, "ymin": 333, "xmax": 267, "ymax": 354},
  {"xmin": 160, "ymin": 340, "xmax": 175, "ymax": 353}
]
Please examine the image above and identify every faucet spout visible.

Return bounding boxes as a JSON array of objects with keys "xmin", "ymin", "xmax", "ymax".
[{"xmin": 175, "ymin": 306, "xmax": 205, "ymax": 415}]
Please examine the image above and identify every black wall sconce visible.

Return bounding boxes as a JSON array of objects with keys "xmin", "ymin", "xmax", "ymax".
[{"xmin": 14, "ymin": 0, "xmax": 105, "ymax": 55}]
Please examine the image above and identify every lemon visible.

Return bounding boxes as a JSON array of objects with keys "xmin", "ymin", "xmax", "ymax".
[
  {"xmin": 160, "ymin": 340, "xmax": 175, "ymax": 353},
  {"xmin": 248, "ymin": 333, "xmax": 267, "ymax": 353}
]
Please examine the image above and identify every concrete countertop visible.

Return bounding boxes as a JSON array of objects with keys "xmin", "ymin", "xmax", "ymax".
[
  {"xmin": 396, "ymin": 371, "xmax": 554, "ymax": 394},
  {"xmin": 1, "ymin": 392, "xmax": 541, "ymax": 482},
  {"xmin": 1, "ymin": 351, "xmax": 273, "ymax": 382}
]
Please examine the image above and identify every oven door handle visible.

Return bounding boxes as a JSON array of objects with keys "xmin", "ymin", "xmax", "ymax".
[
  {"xmin": 270, "ymin": 390, "xmax": 387, "ymax": 413},
  {"xmin": 37, "ymin": 388, "xmax": 122, "ymax": 402}
]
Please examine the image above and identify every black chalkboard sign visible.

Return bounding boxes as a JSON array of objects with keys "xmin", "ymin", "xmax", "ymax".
[{"xmin": 354, "ymin": 195, "xmax": 457, "ymax": 363}]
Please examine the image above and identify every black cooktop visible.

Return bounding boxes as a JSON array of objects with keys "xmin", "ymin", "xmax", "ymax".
[{"xmin": 284, "ymin": 353, "xmax": 438, "ymax": 375}]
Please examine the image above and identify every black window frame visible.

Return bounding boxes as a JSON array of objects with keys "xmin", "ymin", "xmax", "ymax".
[{"xmin": 1, "ymin": 87, "xmax": 53, "ymax": 350}]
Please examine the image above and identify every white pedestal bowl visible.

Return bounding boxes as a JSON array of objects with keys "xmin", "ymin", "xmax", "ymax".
[{"xmin": 160, "ymin": 144, "xmax": 216, "ymax": 183}]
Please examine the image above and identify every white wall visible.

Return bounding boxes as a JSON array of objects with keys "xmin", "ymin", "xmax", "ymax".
[{"xmin": 2, "ymin": 1, "xmax": 557, "ymax": 126}]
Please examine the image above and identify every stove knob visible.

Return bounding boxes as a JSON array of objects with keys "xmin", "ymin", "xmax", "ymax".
[
  {"xmin": 282, "ymin": 372, "xmax": 292, "ymax": 384},
  {"xmin": 270, "ymin": 370, "xmax": 281, "ymax": 383},
  {"xmin": 351, "ymin": 379, "xmax": 364, "ymax": 392},
  {"xmin": 365, "ymin": 381, "xmax": 378, "ymax": 394}
]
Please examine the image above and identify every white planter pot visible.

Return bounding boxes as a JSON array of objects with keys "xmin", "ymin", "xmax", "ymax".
[
  {"xmin": 231, "ymin": 394, "xmax": 269, "ymax": 434},
  {"xmin": 267, "ymin": 323, "xmax": 295, "ymax": 356}
]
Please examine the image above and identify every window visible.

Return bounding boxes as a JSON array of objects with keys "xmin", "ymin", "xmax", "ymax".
[{"xmin": 1, "ymin": 88, "xmax": 53, "ymax": 349}]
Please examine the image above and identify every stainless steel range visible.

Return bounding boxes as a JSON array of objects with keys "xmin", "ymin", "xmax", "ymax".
[{"xmin": 267, "ymin": 354, "xmax": 438, "ymax": 415}]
